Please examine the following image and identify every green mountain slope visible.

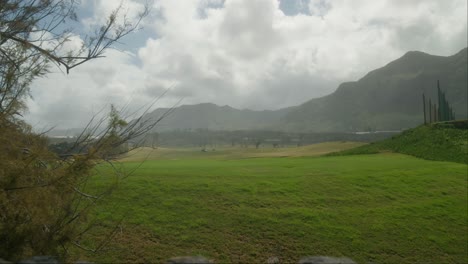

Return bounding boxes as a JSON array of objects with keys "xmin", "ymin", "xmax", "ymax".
[
  {"xmin": 282, "ymin": 48, "xmax": 467, "ymax": 132},
  {"xmin": 333, "ymin": 121, "xmax": 468, "ymax": 164}
]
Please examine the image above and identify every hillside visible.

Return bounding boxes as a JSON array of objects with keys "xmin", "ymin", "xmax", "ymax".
[
  {"xmin": 333, "ymin": 121, "xmax": 468, "ymax": 164},
  {"xmin": 140, "ymin": 103, "xmax": 293, "ymax": 131},
  {"xmin": 282, "ymin": 48, "xmax": 468, "ymax": 132}
]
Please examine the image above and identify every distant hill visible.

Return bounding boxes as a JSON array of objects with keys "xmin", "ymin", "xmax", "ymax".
[
  {"xmin": 282, "ymin": 48, "xmax": 467, "ymax": 132},
  {"xmin": 333, "ymin": 121, "xmax": 468, "ymax": 164},
  {"xmin": 141, "ymin": 103, "xmax": 293, "ymax": 131}
]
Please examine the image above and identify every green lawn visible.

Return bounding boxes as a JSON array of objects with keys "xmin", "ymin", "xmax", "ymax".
[{"xmin": 75, "ymin": 147, "xmax": 468, "ymax": 264}]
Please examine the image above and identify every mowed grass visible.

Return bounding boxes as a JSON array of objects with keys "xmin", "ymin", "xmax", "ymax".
[{"xmin": 76, "ymin": 144, "xmax": 468, "ymax": 264}]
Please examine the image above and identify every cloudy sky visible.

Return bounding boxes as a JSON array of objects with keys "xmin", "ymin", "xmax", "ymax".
[{"xmin": 25, "ymin": 0, "xmax": 467, "ymax": 129}]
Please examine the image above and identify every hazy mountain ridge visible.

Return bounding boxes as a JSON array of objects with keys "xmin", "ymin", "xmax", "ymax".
[
  {"xmin": 140, "ymin": 47, "xmax": 466, "ymax": 133},
  {"xmin": 142, "ymin": 103, "xmax": 295, "ymax": 131}
]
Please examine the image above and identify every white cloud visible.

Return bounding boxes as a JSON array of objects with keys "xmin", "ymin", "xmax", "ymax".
[
  {"xmin": 81, "ymin": 0, "xmax": 147, "ymax": 28},
  {"xmin": 26, "ymin": 0, "xmax": 467, "ymax": 128},
  {"xmin": 137, "ymin": 0, "xmax": 466, "ymax": 109},
  {"xmin": 26, "ymin": 47, "xmax": 154, "ymax": 129}
]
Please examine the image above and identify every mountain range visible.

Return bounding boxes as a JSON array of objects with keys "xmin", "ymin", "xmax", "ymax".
[
  {"xmin": 48, "ymin": 47, "xmax": 467, "ymax": 137},
  {"xmin": 141, "ymin": 47, "xmax": 467, "ymax": 133}
]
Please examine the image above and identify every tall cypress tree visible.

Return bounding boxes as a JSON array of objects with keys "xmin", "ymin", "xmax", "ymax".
[
  {"xmin": 437, "ymin": 80, "xmax": 442, "ymax": 121},
  {"xmin": 429, "ymin": 99, "xmax": 432, "ymax": 122},
  {"xmin": 423, "ymin": 94, "xmax": 427, "ymax": 124}
]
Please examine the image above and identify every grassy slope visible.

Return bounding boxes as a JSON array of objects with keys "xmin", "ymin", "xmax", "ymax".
[
  {"xmin": 334, "ymin": 122, "xmax": 468, "ymax": 164},
  {"xmin": 74, "ymin": 148, "xmax": 467, "ymax": 264}
]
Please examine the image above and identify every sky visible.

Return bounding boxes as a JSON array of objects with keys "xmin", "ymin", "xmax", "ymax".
[{"xmin": 25, "ymin": 0, "xmax": 467, "ymax": 129}]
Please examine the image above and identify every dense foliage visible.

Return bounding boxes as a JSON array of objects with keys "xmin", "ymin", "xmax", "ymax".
[
  {"xmin": 0, "ymin": 0, "xmax": 148, "ymax": 260},
  {"xmin": 0, "ymin": 119, "xmax": 92, "ymax": 258}
]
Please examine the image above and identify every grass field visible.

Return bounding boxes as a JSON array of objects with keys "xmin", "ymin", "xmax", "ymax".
[
  {"xmin": 119, "ymin": 142, "xmax": 366, "ymax": 162},
  {"xmin": 75, "ymin": 143, "xmax": 468, "ymax": 263}
]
